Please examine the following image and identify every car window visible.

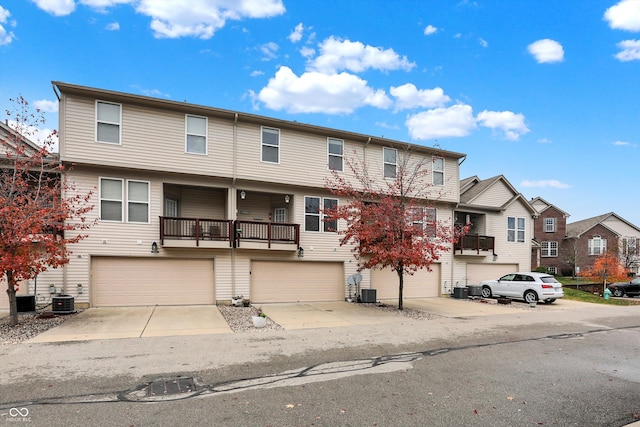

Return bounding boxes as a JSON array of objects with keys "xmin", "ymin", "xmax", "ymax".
[
  {"xmin": 500, "ymin": 274, "xmax": 516, "ymax": 281},
  {"xmin": 632, "ymin": 277, "xmax": 640, "ymax": 284},
  {"xmin": 540, "ymin": 276, "xmax": 560, "ymax": 283}
]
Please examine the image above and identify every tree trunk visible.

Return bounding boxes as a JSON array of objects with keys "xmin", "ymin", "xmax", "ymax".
[
  {"xmin": 397, "ymin": 266, "xmax": 404, "ymax": 310},
  {"xmin": 6, "ymin": 271, "xmax": 19, "ymax": 327}
]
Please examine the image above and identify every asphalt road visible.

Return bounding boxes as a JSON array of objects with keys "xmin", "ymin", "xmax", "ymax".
[{"xmin": 1, "ymin": 302, "xmax": 639, "ymax": 426}]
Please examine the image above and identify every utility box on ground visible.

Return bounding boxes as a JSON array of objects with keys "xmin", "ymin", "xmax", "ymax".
[
  {"xmin": 361, "ymin": 288, "xmax": 377, "ymax": 303},
  {"xmin": 453, "ymin": 287, "xmax": 468, "ymax": 299}
]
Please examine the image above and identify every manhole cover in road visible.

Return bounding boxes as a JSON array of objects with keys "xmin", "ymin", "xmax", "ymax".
[{"xmin": 146, "ymin": 377, "xmax": 197, "ymax": 397}]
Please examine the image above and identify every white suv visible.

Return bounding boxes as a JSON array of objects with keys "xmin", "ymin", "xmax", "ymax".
[{"xmin": 480, "ymin": 272, "xmax": 564, "ymax": 303}]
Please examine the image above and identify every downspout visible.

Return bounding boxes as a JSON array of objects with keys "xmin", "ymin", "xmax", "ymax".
[
  {"xmin": 231, "ymin": 113, "xmax": 238, "ymax": 298},
  {"xmin": 453, "ymin": 156, "xmax": 467, "ymax": 293}
]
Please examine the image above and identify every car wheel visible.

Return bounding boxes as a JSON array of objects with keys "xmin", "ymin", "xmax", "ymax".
[
  {"xmin": 481, "ymin": 286, "xmax": 492, "ymax": 298},
  {"xmin": 524, "ymin": 290, "xmax": 538, "ymax": 303},
  {"xmin": 545, "ymin": 299, "xmax": 556, "ymax": 304},
  {"xmin": 612, "ymin": 289, "xmax": 624, "ymax": 297}
]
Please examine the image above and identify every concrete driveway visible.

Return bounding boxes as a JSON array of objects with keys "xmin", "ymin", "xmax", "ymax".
[
  {"xmin": 19, "ymin": 297, "xmax": 585, "ymax": 343},
  {"xmin": 28, "ymin": 305, "xmax": 233, "ymax": 343}
]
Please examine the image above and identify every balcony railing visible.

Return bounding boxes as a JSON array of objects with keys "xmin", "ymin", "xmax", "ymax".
[
  {"xmin": 160, "ymin": 217, "xmax": 233, "ymax": 247},
  {"xmin": 235, "ymin": 220, "xmax": 300, "ymax": 248},
  {"xmin": 159, "ymin": 217, "xmax": 299, "ymax": 249},
  {"xmin": 454, "ymin": 234, "xmax": 495, "ymax": 255}
]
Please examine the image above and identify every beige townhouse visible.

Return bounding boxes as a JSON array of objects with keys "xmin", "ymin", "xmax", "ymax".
[{"xmin": 4, "ymin": 81, "xmax": 468, "ymax": 309}]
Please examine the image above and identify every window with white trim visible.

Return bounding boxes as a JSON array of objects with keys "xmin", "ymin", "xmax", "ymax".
[
  {"xmin": 383, "ymin": 147, "xmax": 397, "ymax": 178},
  {"xmin": 323, "ymin": 198, "xmax": 338, "ymax": 232},
  {"xmin": 96, "ymin": 101, "xmax": 121, "ymax": 144},
  {"xmin": 547, "ymin": 266, "xmax": 557, "ymax": 275},
  {"xmin": 432, "ymin": 157, "xmax": 444, "ymax": 185},
  {"xmin": 186, "ymin": 115, "xmax": 207, "ymax": 154},
  {"xmin": 99, "ymin": 178, "xmax": 123, "ymax": 221},
  {"xmin": 127, "ymin": 180, "xmax": 150, "ymax": 223},
  {"xmin": 623, "ymin": 236, "xmax": 639, "ymax": 256},
  {"xmin": 328, "ymin": 138, "xmax": 343, "ymax": 171},
  {"xmin": 507, "ymin": 216, "xmax": 525, "ymax": 242},
  {"xmin": 544, "ymin": 217, "xmax": 556, "ymax": 232},
  {"xmin": 407, "ymin": 207, "xmax": 437, "ymax": 237},
  {"xmin": 541, "ymin": 241, "xmax": 558, "ymax": 257},
  {"xmin": 304, "ymin": 196, "xmax": 338, "ymax": 232},
  {"xmin": 588, "ymin": 235, "xmax": 607, "ymax": 255},
  {"xmin": 261, "ymin": 127, "xmax": 280, "ymax": 163}
]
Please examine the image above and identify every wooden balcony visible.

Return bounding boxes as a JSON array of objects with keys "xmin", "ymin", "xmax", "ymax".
[
  {"xmin": 159, "ymin": 217, "xmax": 299, "ymax": 251},
  {"xmin": 454, "ymin": 234, "xmax": 495, "ymax": 256},
  {"xmin": 234, "ymin": 220, "xmax": 300, "ymax": 251}
]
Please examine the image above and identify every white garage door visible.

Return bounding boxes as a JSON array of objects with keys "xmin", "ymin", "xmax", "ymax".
[
  {"xmin": 251, "ymin": 261, "xmax": 344, "ymax": 303},
  {"xmin": 466, "ymin": 263, "xmax": 518, "ymax": 285},
  {"xmin": 371, "ymin": 265, "xmax": 441, "ymax": 299},
  {"xmin": 92, "ymin": 257, "xmax": 214, "ymax": 306}
]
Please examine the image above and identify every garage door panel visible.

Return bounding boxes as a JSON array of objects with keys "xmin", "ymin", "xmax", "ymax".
[
  {"xmin": 466, "ymin": 264, "xmax": 518, "ymax": 285},
  {"xmin": 372, "ymin": 265, "xmax": 440, "ymax": 299},
  {"xmin": 252, "ymin": 261, "xmax": 343, "ymax": 303},
  {"xmin": 92, "ymin": 257, "xmax": 214, "ymax": 306}
]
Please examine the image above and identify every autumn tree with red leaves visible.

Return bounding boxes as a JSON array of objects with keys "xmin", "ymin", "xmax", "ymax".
[
  {"xmin": 579, "ymin": 252, "xmax": 628, "ymax": 291},
  {"xmin": 325, "ymin": 148, "xmax": 468, "ymax": 310},
  {"xmin": 1, "ymin": 97, "xmax": 93, "ymax": 326}
]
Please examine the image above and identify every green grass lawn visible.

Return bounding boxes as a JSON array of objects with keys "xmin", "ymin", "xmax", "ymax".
[{"xmin": 561, "ymin": 286, "xmax": 639, "ymax": 306}]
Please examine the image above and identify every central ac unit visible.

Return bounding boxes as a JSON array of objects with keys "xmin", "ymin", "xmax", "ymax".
[{"xmin": 52, "ymin": 295, "xmax": 75, "ymax": 314}]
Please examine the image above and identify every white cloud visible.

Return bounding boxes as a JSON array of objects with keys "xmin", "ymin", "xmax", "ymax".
[
  {"xmin": 527, "ymin": 39, "xmax": 564, "ymax": 63},
  {"xmin": 35, "ymin": 0, "xmax": 286, "ymax": 38},
  {"xmin": 106, "ymin": 22, "xmax": 120, "ymax": 31},
  {"xmin": 32, "ymin": 0, "xmax": 76, "ymax": 16},
  {"xmin": 613, "ymin": 140, "xmax": 631, "ymax": 146},
  {"xmin": 0, "ymin": 5, "xmax": 16, "ymax": 45},
  {"xmin": 299, "ymin": 46, "xmax": 315, "ymax": 58},
  {"xmin": 520, "ymin": 180, "xmax": 571, "ymax": 189},
  {"xmin": 257, "ymin": 66, "xmax": 392, "ymax": 114},
  {"xmin": 288, "ymin": 22, "xmax": 303, "ymax": 42},
  {"xmin": 260, "ymin": 41, "xmax": 279, "ymax": 60},
  {"xmin": 308, "ymin": 36, "xmax": 415, "ymax": 74},
  {"xmin": 424, "ymin": 25, "xmax": 438, "ymax": 35},
  {"xmin": 390, "ymin": 83, "xmax": 450, "ymax": 110},
  {"xmin": 33, "ymin": 99, "xmax": 59, "ymax": 113},
  {"xmin": 406, "ymin": 104, "xmax": 477, "ymax": 140},
  {"xmin": 615, "ymin": 39, "xmax": 640, "ymax": 61},
  {"xmin": 250, "ymin": 70, "xmax": 264, "ymax": 77},
  {"xmin": 478, "ymin": 37, "xmax": 488, "ymax": 47},
  {"xmin": 538, "ymin": 137, "xmax": 552, "ymax": 144},
  {"xmin": 604, "ymin": 0, "xmax": 640, "ymax": 31},
  {"xmin": 477, "ymin": 110, "xmax": 529, "ymax": 140}
]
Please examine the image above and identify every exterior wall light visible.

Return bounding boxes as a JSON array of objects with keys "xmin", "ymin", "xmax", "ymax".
[
  {"xmin": 240, "ymin": 191, "xmax": 246, "ymax": 200},
  {"xmin": 151, "ymin": 242, "xmax": 159, "ymax": 253},
  {"xmin": 298, "ymin": 247, "xmax": 304, "ymax": 258},
  {"xmin": 285, "ymin": 195, "xmax": 290, "ymax": 204}
]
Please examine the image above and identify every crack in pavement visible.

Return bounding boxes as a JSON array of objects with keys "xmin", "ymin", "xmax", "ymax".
[{"xmin": 1, "ymin": 324, "xmax": 638, "ymax": 409}]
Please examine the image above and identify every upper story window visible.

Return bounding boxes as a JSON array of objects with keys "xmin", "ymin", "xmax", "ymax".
[
  {"xmin": 507, "ymin": 216, "xmax": 525, "ymax": 243},
  {"xmin": 304, "ymin": 196, "xmax": 338, "ymax": 233},
  {"xmin": 261, "ymin": 127, "xmax": 280, "ymax": 163},
  {"xmin": 432, "ymin": 157, "xmax": 444, "ymax": 185},
  {"xmin": 544, "ymin": 217, "xmax": 556, "ymax": 232},
  {"xmin": 541, "ymin": 241, "xmax": 558, "ymax": 257},
  {"xmin": 100, "ymin": 178, "xmax": 123, "ymax": 221},
  {"xmin": 407, "ymin": 207, "xmax": 437, "ymax": 237},
  {"xmin": 96, "ymin": 101, "xmax": 121, "ymax": 144},
  {"xmin": 383, "ymin": 147, "xmax": 397, "ymax": 178},
  {"xmin": 588, "ymin": 235, "xmax": 606, "ymax": 255},
  {"xmin": 127, "ymin": 180, "xmax": 150, "ymax": 223},
  {"xmin": 623, "ymin": 237, "xmax": 639, "ymax": 256},
  {"xmin": 323, "ymin": 198, "xmax": 338, "ymax": 232},
  {"xmin": 185, "ymin": 115, "xmax": 207, "ymax": 154},
  {"xmin": 328, "ymin": 138, "xmax": 343, "ymax": 171},
  {"xmin": 99, "ymin": 177, "xmax": 149, "ymax": 223}
]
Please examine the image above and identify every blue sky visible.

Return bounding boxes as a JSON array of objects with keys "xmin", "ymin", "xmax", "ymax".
[{"xmin": 1, "ymin": 0, "xmax": 639, "ymax": 227}]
